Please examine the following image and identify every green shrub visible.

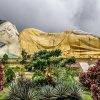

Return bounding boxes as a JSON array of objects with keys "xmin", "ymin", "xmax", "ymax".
[
  {"xmin": 32, "ymin": 70, "xmax": 46, "ymax": 83},
  {"xmin": 26, "ymin": 50, "xmax": 51, "ymax": 71},
  {"xmin": 7, "ymin": 75, "xmax": 33, "ymax": 100},
  {"xmin": 0, "ymin": 54, "xmax": 8, "ymax": 64},
  {"xmin": 67, "ymin": 56, "xmax": 76, "ymax": 66},
  {"xmin": 32, "ymin": 70, "xmax": 55, "ymax": 86},
  {"xmin": 38, "ymin": 77, "xmax": 82, "ymax": 100},
  {"xmin": 59, "ymin": 59, "xmax": 68, "ymax": 67},
  {"xmin": 20, "ymin": 49, "xmax": 30, "ymax": 64},
  {"xmin": 12, "ymin": 66, "xmax": 26, "ymax": 73},
  {"xmin": 4, "ymin": 67, "xmax": 15, "ymax": 84},
  {"xmin": 52, "ymin": 67, "xmax": 79, "ymax": 81},
  {"xmin": 6, "ymin": 74, "xmax": 82, "ymax": 100},
  {"xmin": 26, "ymin": 49, "xmax": 76, "ymax": 71}
]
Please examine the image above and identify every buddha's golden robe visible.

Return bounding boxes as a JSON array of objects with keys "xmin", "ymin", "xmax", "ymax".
[{"xmin": 19, "ymin": 28, "xmax": 100, "ymax": 58}]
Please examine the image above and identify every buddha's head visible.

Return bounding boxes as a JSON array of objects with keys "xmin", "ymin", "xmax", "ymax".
[
  {"xmin": 0, "ymin": 21, "xmax": 20, "ymax": 57},
  {"xmin": 0, "ymin": 21, "xmax": 19, "ymax": 42}
]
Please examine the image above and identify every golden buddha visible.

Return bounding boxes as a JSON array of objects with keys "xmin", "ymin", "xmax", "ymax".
[{"xmin": 19, "ymin": 28, "xmax": 100, "ymax": 58}]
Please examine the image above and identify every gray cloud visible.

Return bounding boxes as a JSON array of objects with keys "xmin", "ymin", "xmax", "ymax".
[
  {"xmin": 0, "ymin": 0, "xmax": 100, "ymax": 36},
  {"xmin": 74, "ymin": 0, "xmax": 100, "ymax": 35}
]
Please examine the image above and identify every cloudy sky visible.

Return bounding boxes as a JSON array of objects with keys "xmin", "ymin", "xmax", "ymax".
[{"xmin": 0, "ymin": 0, "xmax": 100, "ymax": 36}]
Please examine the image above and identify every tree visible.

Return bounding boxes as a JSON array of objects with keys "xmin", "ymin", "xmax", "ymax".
[
  {"xmin": 26, "ymin": 49, "xmax": 62, "ymax": 71},
  {"xmin": 26, "ymin": 49, "xmax": 76, "ymax": 71},
  {"xmin": 0, "ymin": 54, "xmax": 8, "ymax": 64},
  {"xmin": 20, "ymin": 49, "xmax": 29, "ymax": 64}
]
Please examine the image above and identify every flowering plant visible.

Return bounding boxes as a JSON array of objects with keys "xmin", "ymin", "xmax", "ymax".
[{"xmin": 79, "ymin": 60, "xmax": 100, "ymax": 100}]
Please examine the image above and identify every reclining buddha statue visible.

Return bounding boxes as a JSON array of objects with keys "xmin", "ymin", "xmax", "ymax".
[
  {"xmin": 19, "ymin": 28, "xmax": 100, "ymax": 58},
  {"xmin": 0, "ymin": 20, "xmax": 20, "ymax": 58},
  {"xmin": 0, "ymin": 20, "xmax": 100, "ymax": 58}
]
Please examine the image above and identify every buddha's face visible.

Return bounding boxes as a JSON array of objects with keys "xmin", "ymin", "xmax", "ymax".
[
  {"xmin": 0, "ymin": 22, "xmax": 20, "ymax": 57},
  {"xmin": 0, "ymin": 22, "xmax": 19, "ymax": 42},
  {"xmin": 6, "ymin": 25, "xmax": 19, "ymax": 40}
]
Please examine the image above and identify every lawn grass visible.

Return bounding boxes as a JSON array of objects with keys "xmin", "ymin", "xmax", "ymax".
[
  {"xmin": 0, "ymin": 88, "xmax": 8, "ymax": 100},
  {"xmin": 83, "ymin": 90, "xmax": 92, "ymax": 100}
]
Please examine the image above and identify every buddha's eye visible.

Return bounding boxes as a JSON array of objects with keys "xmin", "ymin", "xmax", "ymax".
[
  {"xmin": 7, "ymin": 27, "xmax": 11, "ymax": 31},
  {"xmin": 8, "ymin": 28, "xmax": 11, "ymax": 31},
  {"xmin": 6, "ymin": 25, "xmax": 12, "ymax": 31}
]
